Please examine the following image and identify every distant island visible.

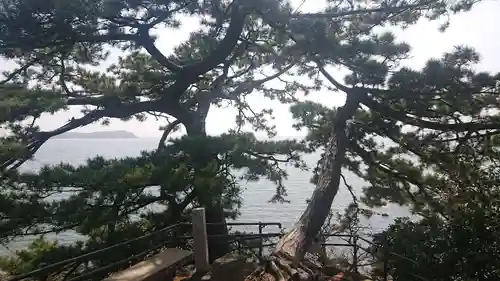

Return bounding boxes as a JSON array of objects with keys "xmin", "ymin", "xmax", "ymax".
[{"xmin": 53, "ymin": 130, "xmax": 138, "ymax": 139}]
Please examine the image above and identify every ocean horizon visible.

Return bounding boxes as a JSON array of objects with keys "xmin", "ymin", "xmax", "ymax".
[{"xmin": 1, "ymin": 138, "xmax": 410, "ymax": 255}]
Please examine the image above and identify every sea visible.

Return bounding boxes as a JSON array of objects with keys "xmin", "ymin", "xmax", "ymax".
[{"xmin": 1, "ymin": 138, "xmax": 410, "ymax": 256}]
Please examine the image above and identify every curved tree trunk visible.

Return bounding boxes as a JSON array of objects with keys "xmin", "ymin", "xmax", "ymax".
[
  {"xmin": 245, "ymin": 97, "xmax": 360, "ymax": 281},
  {"xmin": 273, "ymin": 124, "xmax": 349, "ymax": 261},
  {"xmin": 275, "ymin": 97, "xmax": 359, "ymax": 261}
]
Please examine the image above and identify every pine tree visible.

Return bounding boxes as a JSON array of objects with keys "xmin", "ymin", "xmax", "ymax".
[
  {"xmin": 0, "ymin": 0, "xmax": 311, "ymax": 275},
  {"xmin": 285, "ymin": 18, "xmax": 500, "ymax": 281},
  {"xmin": 0, "ymin": 0, "xmax": 495, "ymax": 280}
]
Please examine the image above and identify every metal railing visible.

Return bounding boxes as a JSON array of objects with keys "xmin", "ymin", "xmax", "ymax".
[
  {"xmin": 5, "ymin": 221, "xmax": 428, "ymax": 281},
  {"xmin": 315, "ymin": 233, "xmax": 430, "ymax": 281},
  {"xmin": 7, "ymin": 223, "xmax": 183, "ymax": 281},
  {"xmin": 6, "ymin": 221, "xmax": 281, "ymax": 281},
  {"xmin": 354, "ymin": 235, "xmax": 430, "ymax": 281},
  {"xmin": 242, "ymin": 231, "xmax": 430, "ymax": 281}
]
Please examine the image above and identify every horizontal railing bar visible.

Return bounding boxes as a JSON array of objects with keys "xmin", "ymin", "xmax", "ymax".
[
  {"xmin": 219, "ymin": 222, "xmax": 282, "ymax": 227},
  {"xmin": 237, "ymin": 243, "xmax": 276, "ymax": 250},
  {"xmin": 208, "ymin": 233, "xmax": 282, "ymax": 238},
  {"xmin": 322, "ymin": 243, "xmax": 354, "ymax": 247},
  {"xmin": 354, "ymin": 235, "xmax": 375, "ymax": 245},
  {"xmin": 242, "ymin": 242, "xmax": 357, "ymax": 248},
  {"xmin": 174, "ymin": 222, "xmax": 282, "ymax": 227},
  {"xmin": 174, "ymin": 233, "xmax": 283, "ymax": 241},
  {"xmin": 322, "ymin": 233, "xmax": 360, "ymax": 238},
  {"xmin": 8, "ymin": 224, "xmax": 184, "ymax": 281},
  {"xmin": 231, "ymin": 234, "xmax": 282, "ymax": 241}
]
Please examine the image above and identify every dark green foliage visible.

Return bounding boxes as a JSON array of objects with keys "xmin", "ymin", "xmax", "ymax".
[
  {"xmin": 371, "ymin": 204, "xmax": 500, "ymax": 281},
  {"xmin": 0, "ymin": 133, "xmax": 307, "ymax": 277},
  {"xmin": 0, "ymin": 0, "xmax": 313, "ymax": 274},
  {"xmin": 0, "ymin": 0, "xmax": 491, "ymax": 279},
  {"xmin": 292, "ymin": 46, "xmax": 500, "ymax": 217},
  {"xmin": 285, "ymin": 6, "xmax": 500, "ymax": 280}
]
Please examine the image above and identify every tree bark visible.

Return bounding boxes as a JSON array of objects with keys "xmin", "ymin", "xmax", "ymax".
[
  {"xmin": 243, "ymin": 97, "xmax": 360, "ymax": 281},
  {"xmin": 184, "ymin": 110, "xmax": 230, "ymax": 262},
  {"xmin": 274, "ymin": 97, "xmax": 360, "ymax": 261},
  {"xmin": 205, "ymin": 203, "xmax": 230, "ymax": 262}
]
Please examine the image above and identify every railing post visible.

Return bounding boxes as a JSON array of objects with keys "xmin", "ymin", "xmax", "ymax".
[
  {"xmin": 192, "ymin": 208, "xmax": 209, "ymax": 273},
  {"xmin": 258, "ymin": 222, "xmax": 263, "ymax": 257}
]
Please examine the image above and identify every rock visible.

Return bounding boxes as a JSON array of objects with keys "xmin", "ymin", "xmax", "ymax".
[{"xmin": 211, "ymin": 254, "xmax": 257, "ymax": 281}]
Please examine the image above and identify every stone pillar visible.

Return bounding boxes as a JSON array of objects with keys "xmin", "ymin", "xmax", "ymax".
[{"xmin": 192, "ymin": 207, "xmax": 209, "ymax": 273}]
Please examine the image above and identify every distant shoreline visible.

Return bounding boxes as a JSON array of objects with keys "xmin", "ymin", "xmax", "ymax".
[{"xmin": 53, "ymin": 130, "xmax": 138, "ymax": 139}]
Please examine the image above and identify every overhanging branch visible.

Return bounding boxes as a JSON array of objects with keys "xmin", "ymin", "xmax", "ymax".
[
  {"xmin": 157, "ymin": 119, "xmax": 182, "ymax": 150},
  {"xmin": 360, "ymin": 94, "xmax": 500, "ymax": 132},
  {"xmin": 292, "ymin": 3, "xmax": 428, "ymax": 19},
  {"xmin": 350, "ymin": 140, "xmax": 448, "ymax": 219},
  {"xmin": 1, "ymin": 98, "xmax": 182, "ymax": 172},
  {"xmin": 316, "ymin": 62, "xmax": 351, "ymax": 93},
  {"xmin": 153, "ymin": 2, "xmax": 247, "ymax": 102},
  {"xmin": 137, "ymin": 28, "xmax": 182, "ymax": 72},
  {"xmin": 1, "ymin": 33, "xmax": 137, "ymax": 52}
]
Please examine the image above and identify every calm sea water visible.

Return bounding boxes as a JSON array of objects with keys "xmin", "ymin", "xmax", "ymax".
[{"xmin": 2, "ymin": 138, "xmax": 409, "ymax": 255}]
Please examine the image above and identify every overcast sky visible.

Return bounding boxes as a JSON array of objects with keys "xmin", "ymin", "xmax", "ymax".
[{"xmin": 3, "ymin": 0, "xmax": 500, "ymax": 138}]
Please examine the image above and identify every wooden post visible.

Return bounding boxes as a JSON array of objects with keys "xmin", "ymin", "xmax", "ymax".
[{"xmin": 192, "ymin": 208, "xmax": 209, "ymax": 273}]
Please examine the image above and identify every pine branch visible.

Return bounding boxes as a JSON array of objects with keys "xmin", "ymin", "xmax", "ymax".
[
  {"xmin": 137, "ymin": 28, "xmax": 182, "ymax": 72},
  {"xmin": 157, "ymin": 119, "xmax": 182, "ymax": 150},
  {"xmin": 349, "ymin": 140, "xmax": 448, "ymax": 220},
  {"xmin": 360, "ymin": 94, "xmax": 500, "ymax": 133},
  {"xmin": 292, "ymin": 3, "xmax": 430, "ymax": 19},
  {"xmin": 166, "ymin": 3, "xmax": 247, "ymax": 101}
]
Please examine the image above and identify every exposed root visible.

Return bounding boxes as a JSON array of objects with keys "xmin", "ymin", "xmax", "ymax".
[{"xmin": 244, "ymin": 253, "xmax": 326, "ymax": 281}]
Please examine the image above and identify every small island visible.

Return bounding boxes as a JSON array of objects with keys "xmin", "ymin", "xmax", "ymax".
[{"xmin": 53, "ymin": 130, "xmax": 138, "ymax": 139}]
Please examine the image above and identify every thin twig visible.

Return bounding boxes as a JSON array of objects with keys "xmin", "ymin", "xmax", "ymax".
[{"xmin": 340, "ymin": 173, "xmax": 358, "ymax": 208}]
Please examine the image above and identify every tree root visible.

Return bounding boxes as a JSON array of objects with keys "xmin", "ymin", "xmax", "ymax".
[{"xmin": 244, "ymin": 253, "xmax": 328, "ymax": 281}]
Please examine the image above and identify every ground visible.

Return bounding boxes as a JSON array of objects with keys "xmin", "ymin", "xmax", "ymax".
[{"xmin": 174, "ymin": 253, "xmax": 372, "ymax": 281}]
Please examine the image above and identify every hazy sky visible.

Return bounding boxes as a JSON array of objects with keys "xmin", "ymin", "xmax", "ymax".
[{"xmin": 3, "ymin": 0, "xmax": 500, "ymax": 138}]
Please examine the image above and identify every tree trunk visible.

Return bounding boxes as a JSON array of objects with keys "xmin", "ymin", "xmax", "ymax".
[
  {"xmin": 205, "ymin": 203, "xmax": 230, "ymax": 261},
  {"xmin": 244, "ymin": 97, "xmax": 360, "ymax": 281},
  {"xmin": 274, "ymin": 98, "xmax": 359, "ymax": 261},
  {"xmin": 185, "ymin": 112, "xmax": 230, "ymax": 262},
  {"xmin": 273, "ymin": 129, "xmax": 346, "ymax": 260}
]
